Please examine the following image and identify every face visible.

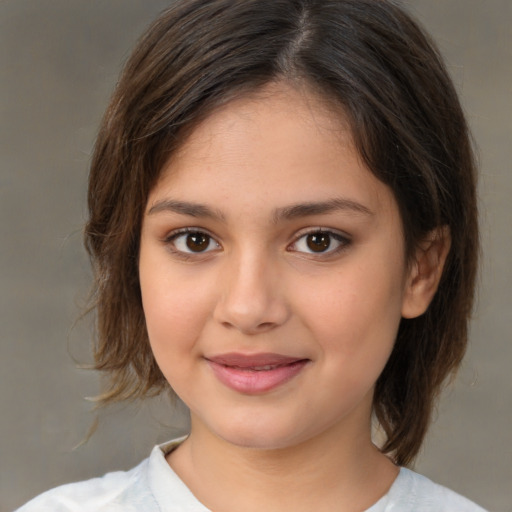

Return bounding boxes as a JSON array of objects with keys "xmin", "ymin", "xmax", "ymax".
[{"xmin": 139, "ymin": 82, "xmax": 415, "ymax": 451}]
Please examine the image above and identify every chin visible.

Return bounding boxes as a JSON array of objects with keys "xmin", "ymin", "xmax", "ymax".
[
  {"xmin": 211, "ymin": 417, "xmax": 314, "ymax": 452},
  {"xmin": 221, "ymin": 433, "xmax": 297, "ymax": 451}
]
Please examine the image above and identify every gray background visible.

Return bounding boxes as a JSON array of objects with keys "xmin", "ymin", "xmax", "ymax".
[{"xmin": 1, "ymin": 1, "xmax": 510, "ymax": 510}]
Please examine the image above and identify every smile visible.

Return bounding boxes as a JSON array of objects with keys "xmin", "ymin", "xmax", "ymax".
[{"xmin": 205, "ymin": 353, "xmax": 310, "ymax": 394}]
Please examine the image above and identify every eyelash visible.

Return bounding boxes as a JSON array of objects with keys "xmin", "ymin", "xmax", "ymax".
[
  {"xmin": 163, "ymin": 228, "xmax": 221, "ymax": 259},
  {"xmin": 163, "ymin": 227, "xmax": 351, "ymax": 259},
  {"xmin": 288, "ymin": 229, "xmax": 351, "ymax": 258}
]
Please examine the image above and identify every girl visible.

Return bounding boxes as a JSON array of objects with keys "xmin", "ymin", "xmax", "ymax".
[{"xmin": 18, "ymin": 0, "xmax": 486, "ymax": 510}]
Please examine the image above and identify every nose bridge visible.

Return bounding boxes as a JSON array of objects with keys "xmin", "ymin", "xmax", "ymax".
[{"xmin": 214, "ymin": 243, "xmax": 288, "ymax": 333}]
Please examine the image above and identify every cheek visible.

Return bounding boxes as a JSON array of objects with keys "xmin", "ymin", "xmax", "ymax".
[
  {"xmin": 295, "ymin": 260, "xmax": 404, "ymax": 364},
  {"xmin": 141, "ymin": 281, "xmax": 209, "ymax": 350},
  {"xmin": 140, "ymin": 278, "xmax": 213, "ymax": 397},
  {"xmin": 138, "ymin": 250, "xmax": 214, "ymax": 368}
]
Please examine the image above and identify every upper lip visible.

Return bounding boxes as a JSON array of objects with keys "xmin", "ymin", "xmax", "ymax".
[{"xmin": 205, "ymin": 352, "xmax": 307, "ymax": 368}]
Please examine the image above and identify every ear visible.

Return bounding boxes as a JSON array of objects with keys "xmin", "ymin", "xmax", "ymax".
[{"xmin": 401, "ymin": 226, "xmax": 451, "ymax": 319}]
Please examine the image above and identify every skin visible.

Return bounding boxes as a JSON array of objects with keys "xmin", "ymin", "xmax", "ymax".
[{"xmin": 138, "ymin": 82, "xmax": 449, "ymax": 512}]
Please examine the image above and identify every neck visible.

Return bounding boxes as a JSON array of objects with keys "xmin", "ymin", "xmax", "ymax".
[{"xmin": 167, "ymin": 411, "xmax": 398, "ymax": 512}]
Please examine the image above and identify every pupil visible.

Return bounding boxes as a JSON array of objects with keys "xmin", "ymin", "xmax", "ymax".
[
  {"xmin": 307, "ymin": 233, "xmax": 330, "ymax": 252},
  {"xmin": 186, "ymin": 233, "xmax": 209, "ymax": 252}
]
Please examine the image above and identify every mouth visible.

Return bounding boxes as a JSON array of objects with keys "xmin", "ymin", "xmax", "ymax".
[{"xmin": 205, "ymin": 353, "xmax": 310, "ymax": 394}]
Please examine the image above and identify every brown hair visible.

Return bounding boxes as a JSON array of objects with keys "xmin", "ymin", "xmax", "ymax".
[{"xmin": 85, "ymin": 0, "xmax": 478, "ymax": 466}]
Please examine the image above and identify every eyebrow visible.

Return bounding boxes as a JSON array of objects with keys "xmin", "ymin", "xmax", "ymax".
[
  {"xmin": 147, "ymin": 197, "xmax": 373, "ymax": 222},
  {"xmin": 273, "ymin": 198, "xmax": 374, "ymax": 222},
  {"xmin": 148, "ymin": 199, "xmax": 226, "ymax": 221}
]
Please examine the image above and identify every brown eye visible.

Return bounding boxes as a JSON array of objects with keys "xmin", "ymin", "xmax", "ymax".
[
  {"xmin": 169, "ymin": 230, "xmax": 219, "ymax": 254},
  {"xmin": 290, "ymin": 230, "xmax": 350, "ymax": 256},
  {"xmin": 186, "ymin": 233, "xmax": 210, "ymax": 252},
  {"xmin": 306, "ymin": 233, "xmax": 331, "ymax": 252}
]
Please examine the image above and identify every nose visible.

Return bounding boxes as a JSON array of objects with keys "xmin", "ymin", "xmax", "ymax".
[{"xmin": 213, "ymin": 249, "xmax": 290, "ymax": 335}]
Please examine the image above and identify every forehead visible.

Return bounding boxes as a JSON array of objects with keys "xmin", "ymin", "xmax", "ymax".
[
  {"xmin": 148, "ymin": 82, "xmax": 397, "ymax": 219},
  {"xmin": 172, "ymin": 84, "xmax": 347, "ymax": 164}
]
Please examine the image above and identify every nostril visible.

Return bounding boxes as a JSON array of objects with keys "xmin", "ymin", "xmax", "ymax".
[
  {"xmin": 219, "ymin": 319, "xmax": 277, "ymax": 334},
  {"xmin": 257, "ymin": 322, "xmax": 275, "ymax": 331}
]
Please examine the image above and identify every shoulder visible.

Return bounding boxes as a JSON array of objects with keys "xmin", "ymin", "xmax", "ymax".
[
  {"xmin": 15, "ymin": 438, "xmax": 192, "ymax": 512},
  {"xmin": 15, "ymin": 458, "xmax": 156, "ymax": 512},
  {"xmin": 387, "ymin": 468, "xmax": 488, "ymax": 512}
]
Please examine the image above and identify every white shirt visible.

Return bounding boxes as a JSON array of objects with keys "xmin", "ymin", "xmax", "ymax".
[{"xmin": 17, "ymin": 438, "xmax": 487, "ymax": 511}]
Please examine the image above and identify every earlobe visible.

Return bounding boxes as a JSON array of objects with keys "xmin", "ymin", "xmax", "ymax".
[{"xmin": 401, "ymin": 226, "xmax": 451, "ymax": 319}]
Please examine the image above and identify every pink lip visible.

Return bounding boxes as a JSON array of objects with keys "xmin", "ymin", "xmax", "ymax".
[{"xmin": 205, "ymin": 352, "xmax": 309, "ymax": 394}]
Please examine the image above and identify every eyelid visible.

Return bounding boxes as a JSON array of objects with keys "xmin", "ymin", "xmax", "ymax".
[
  {"xmin": 163, "ymin": 226, "xmax": 217, "ymax": 241},
  {"xmin": 163, "ymin": 227, "xmax": 221, "ymax": 257},
  {"xmin": 287, "ymin": 227, "xmax": 352, "ymax": 256}
]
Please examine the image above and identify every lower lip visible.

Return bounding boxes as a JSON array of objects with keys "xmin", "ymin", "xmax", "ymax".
[{"xmin": 207, "ymin": 360, "xmax": 309, "ymax": 394}]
